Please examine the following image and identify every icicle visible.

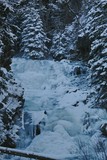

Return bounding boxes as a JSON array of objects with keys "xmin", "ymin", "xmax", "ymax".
[{"xmin": 22, "ymin": 111, "xmax": 25, "ymax": 129}]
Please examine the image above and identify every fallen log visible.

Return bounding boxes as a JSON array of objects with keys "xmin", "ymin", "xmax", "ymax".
[{"xmin": 0, "ymin": 146, "xmax": 57, "ymax": 160}]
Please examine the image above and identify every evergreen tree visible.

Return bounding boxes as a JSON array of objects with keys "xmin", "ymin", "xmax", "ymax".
[
  {"xmin": 0, "ymin": 0, "xmax": 17, "ymax": 70},
  {"xmin": 78, "ymin": 0, "xmax": 107, "ymax": 108},
  {"xmin": 0, "ymin": 0, "xmax": 24, "ymax": 148},
  {"xmin": 20, "ymin": 1, "xmax": 49, "ymax": 59},
  {"xmin": 50, "ymin": 24, "xmax": 77, "ymax": 60},
  {"xmin": 50, "ymin": 30, "xmax": 69, "ymax": 60}
]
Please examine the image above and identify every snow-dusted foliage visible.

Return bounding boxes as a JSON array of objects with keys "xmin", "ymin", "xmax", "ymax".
[
  {"xmin": 0, "ymin": 67, "xmax": 24, "ymax": 147},
  {"xmin": 50, "ymin": 22, "xmax": 80, "ymax": 60},
  {"xmin": 50, "ymin": 30, "xmax": 69, "ymax": 60},
  {"xmin": 0, "ymin": 0, "xmax": 24, "ymax": 148},
  {"xmin": 78, "ymin": 0, "xmax": 107, "ymax": 108},
  {"xmin": 19, "ymin": 1, "xmax": 49, "ymax": 59},
  {"xmin": 0, "ymin": 0, "xmax": 18, "ymax": 69}
]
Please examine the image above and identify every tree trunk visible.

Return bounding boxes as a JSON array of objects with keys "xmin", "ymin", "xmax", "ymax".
[{"xmin": 0, "ymin": 146, "xmax": 57, "ymax": 160}]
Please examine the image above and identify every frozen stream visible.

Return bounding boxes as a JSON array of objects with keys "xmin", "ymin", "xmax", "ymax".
[{"xmin": 11, "ymin": 58, "xmax": 92, "ymax": 159}]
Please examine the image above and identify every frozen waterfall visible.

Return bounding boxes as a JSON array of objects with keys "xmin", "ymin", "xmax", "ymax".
[{"xmin": 11, "ymin": 58, "xmax": 92, "ymax": 159}]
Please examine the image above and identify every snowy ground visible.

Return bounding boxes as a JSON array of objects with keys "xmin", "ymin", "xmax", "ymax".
[{"xmin": 10, "ymin": 58, "xmax": 107, "ymax": 160}]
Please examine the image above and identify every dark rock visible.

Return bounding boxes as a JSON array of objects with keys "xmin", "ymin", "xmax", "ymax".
[
  {"xmin": 73, "ymin": 66, "xmax": 87, "ymax": 75},
  {"xmin": 53, "ymin": 54, "xmax": 66, "ymax": 61},
  {"xmin": 0, "ymin": 103, "xmax": 4, "ymax": 109},
  {"xmin": 44, "ymin": 110, "xmax": 47, "ymax": 115},
  {"xmin": 73, "ymin": 66, "xmax": 81, "ymax": 75},
  {"xmin": 76, "ymin": 34, "xmax": 91, "ymax": 60},
  {"xmin": 36, "ymin": 124, "xmax": 41, "ymax": 136},
  {"xmin": 100, "ymin": 123, "xmax": 107, "ymax": 136}
]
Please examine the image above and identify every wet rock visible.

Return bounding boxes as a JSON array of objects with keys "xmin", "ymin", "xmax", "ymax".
[
  {"xmin": 73, "ymin": 66, "xmax": 86, "ymax": 75},
  {"xmin": 36, "ymin": 124, "xmax": 41, "ymax": 136},
  {"xmin": 73, "ymin": 66, "xmax": 81, "ymax": 75},
  {"xmin": 76, "ymin": 34, "xmax": 91, "ymax": 60}
]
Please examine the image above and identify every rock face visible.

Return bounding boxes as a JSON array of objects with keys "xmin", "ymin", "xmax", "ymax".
[{"xmin": 39, "ymin": 0, "xmax": 82, "ymax": 31}]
